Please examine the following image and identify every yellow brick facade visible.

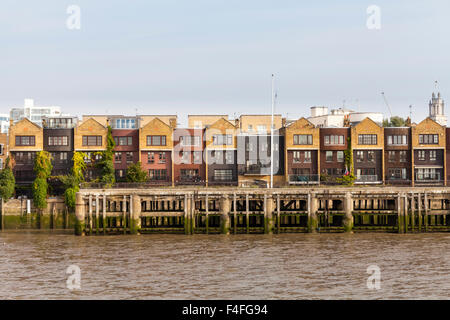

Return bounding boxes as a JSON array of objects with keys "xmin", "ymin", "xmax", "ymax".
[
  {"xmin": 204, "ymin": 118, "xmax": 237, "ymax": 149},
  {"xmin": 74, "ymin": 118, "xmax": 107, "ymax": 151},
  {"xmin": 139, "ymin": 118, "xmax": 174, "ymax": 151},
  {"xmin": 188, "ymin": 115, "xmax": 228, "ymax": 129},
  {"xmin": 9, "ymin": 118, "xmax": 43, "ymax": 152},
  {"xmin": 140, "ymin": 115, "xmax": 177, "ymax": 128},
  {"xmin": 239, "ymin": 115, "xmax": 283, "ymax": 133},
  {"xmin": 351, "ymin": 118, "xmax": 384, "ymax": 150},
  {"xmin": 411, "ymin": 118, "xmax": 446, "ymax": 149}
]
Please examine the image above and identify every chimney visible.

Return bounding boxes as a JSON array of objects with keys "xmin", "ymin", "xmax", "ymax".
[{"xmin": 169, "ymin": 118, "xmax": 177, "ymax": 129}]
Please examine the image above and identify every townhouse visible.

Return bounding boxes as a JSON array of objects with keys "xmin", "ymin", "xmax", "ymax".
[
  {"xmin": 74, "ymin": 117, "xmax": 108, "ymax": 180},
  {"xmin": 173, "ymin": 127, "xmax": 206, "ymax": 185},
  {"xmin": 319, "ymin": 127, "xmax": 350, "ymax": 183},
  {"xmin": 42, "ymin": 116, "xmax": 77, "ymax": 176},
  {"xmin": 139, "ymin": 117, "xmax": 174, "ymax": 185},
  {"xmin": 237, "ymin": 115, "xmax": 285, "ymax": 187},
  {"xmin": 9, "ymin": 118, "xmax": 43, "ymax": 184},
  {"xmin": 384, "ymin": 126, "xmax": 411, "ymax": 184},
  {"xmin": 204, "ymin": 117, "xmax": 238, "ymax": 186},
  {"xmin": 283, "ymin": 118, "xmax": 320, "ymax": 185},
  {"xmin": 351, "ymin": 118, "xmax": 384, "ymax": 184},
  {"xmin": 411, "ymin": 118, "xmax": 446, "ymax": 185}
]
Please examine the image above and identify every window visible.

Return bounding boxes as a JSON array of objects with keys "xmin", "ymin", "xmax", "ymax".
[
  {"xmin": 114, "ymin": 136, "xmax": 133, "ymax": 146},
  {"xmin": 0, "ymin": 144, "xmax": 3, "ymax": 155},
  {"xmin": 304, "ymin": 151, "xmax": 311, "ymax": 163},
  {"xmin": 225, "ymin": 151, "xmax": 234, "ymax": 164},
  {"xmin": 293, "ymin": 134, "xmax": 312, "ymax": 145},
  {"xmin": 356, "ymin": 168, "xmax": 376, "ymax": 176},
  {"xmin": 257, "ymin": 125, "xmax": 266, "ymax": 133},
  {"xmin": 15, "ymin": 136, "xmax": 35, "ymax": 146},
  {"xmin": 147, "ymin": 152, "xmax": 154, "ymax": 164},
  {"xmin": 388, "ymin": 151, "xmax": 396, "ymax": 162},
  {"xmin": 82, "ymin": 135, "xmax": 102, "ymax": 146},
  {"xmin": 146, "ymin": 135, "xmax": 167, "ymax": 146},
  {"xmin": 180, "ymin": 136, "xmax": 200, "ymax": 146},
  {"xmin": 48, "ymin": 136, "xmax": 68, "ymax": 146},
  {"xmin": 356, "ymin": 151, "xmax": 364, "ymax": 162},
  {"xmin": 213, "ymin": 135, "xmax": 232, "ymax": 145},
  {"xmin": 417, "ymin": 168, "xmax": 439, "ymax": 181},
  {"xmin": 337, "ymin": 151, "xmax": 344, "ymax": 162},
  {"xmin": 148, "ymin": 169, "xmax": 167, "ymax": 181},
  {"xmin": 114, "ymin": 118, "xmax": 136, "ymax": 129},
  {"xmin": 358, "ymin": 134, "xmax": 377, "ymax": 145},
  {"xmin": 326, "ymin": 151, "xmax": 333, "ymax": 162},
  {"xmin": 418, "ymin": 150, "xmax": 425, "ymax": 161},
  {"xmin": 388, "ymin": 168, "xmax": 407, "ymax": 180},
  {"xmin": 293, "ymin": 151, "xmax": 301, "ymax": 163},
  {"xmin": 430, "ymin": 150, "xmax": 437, "ymax": 161},
  {"xmin": 367, "ymin": 151, "xmax": 375, "ymax": 163},
  {"xmin": 60, "ymin": 152, "xmax": 68, "ymax": 163},
  {"xmin": 193, "ymin": 151, "xmax": 202, "ymax": 163},
  {"xmin": 214, "ymin": 169, "xmax": 233, "ymax": 181},
  {"xmin": 419, "ymin": 134, "xmax": 438, "ymax": 144},
  {"xmin": 158, "ymin": 152, "xmax": 166, "ymax": 164},
  {"xmin": 387, "ymin": 135, "xmax": 407, "ymax": 145},
  {"xmin": 397, "ymin": 151, "xmax": 406, "ymax": 163},
  {"xmin": 180, "ymin": 169, "xmax": 199, "ymax": 180},
  {"xmin": 115, "ymin": 152, "xmax": 122, "ymax": 163},
  {"xmin": 126, "ymin": 152, "xmax": 133, "ymax": 163},
  {"xmin": 181, "ymin": 151, "xmax": 190, "ymax": 163},
  {"xmin": 324, "ymin": 135, "xmax": 344, "ymax": 145}
]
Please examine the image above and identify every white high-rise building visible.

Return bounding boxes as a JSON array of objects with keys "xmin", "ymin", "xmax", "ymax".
[
  {"xmin": 0, "ymin": 114, "xmax": 10, "ymax": 133},
  {"xmin": 10, "ymin": 99, "xmax": 62, "ymax": 126},
  {"xmin": 429, "ymin": 92, "xmax": 447, "ymax": 126}
]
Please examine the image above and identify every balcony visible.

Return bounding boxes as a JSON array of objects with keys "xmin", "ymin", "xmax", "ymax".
[
  {"xmin": 355, "ymin": 175, "xmax": 381, "ymax": 184},
  {"xmin": 243, "ymin": 164, "xmax": 271, "ymax": 175},
  {"xmin": 175, "ymin": 176, "xmax": 206, "ymax": 186},
  {"xmin": 415, "ymin": 172, "xmax": 442, "ymax": 184},
  {"xmin": 288, "ymin": 174, "xmax": 320, "ymax": 185}
]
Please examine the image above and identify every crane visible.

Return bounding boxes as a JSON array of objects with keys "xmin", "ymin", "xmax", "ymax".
[{"xmin": 381, "ymin": 92, "xmax": 393, "ymax": 119}]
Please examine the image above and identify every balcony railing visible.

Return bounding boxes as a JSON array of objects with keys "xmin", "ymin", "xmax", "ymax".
[
  {"xmin": 415, "ymin": 173, "xmax": 441, "ymax": 182},
  {"xmin": 288, "ymin": 174, "xmax": 320, "ymax": 185},
  {"xmin": 355, "ymin": 175, "xmax": 381, "ymax": 183}
]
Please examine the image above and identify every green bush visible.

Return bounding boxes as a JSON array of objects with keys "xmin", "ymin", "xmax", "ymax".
[
  {"xmin": 64, "ymin": 187, "xmax": 77, "ymax": 210},
  {"xmin": 32, "ymin": 178, "xmax": 48, "ymax": 209},
  {"xmin": 0, "ymin": 157, "xmax": 15, "ymax": 202},
  {"xmin": 126, "ymin": 162, "xmax": 148, "ymax": 182}
]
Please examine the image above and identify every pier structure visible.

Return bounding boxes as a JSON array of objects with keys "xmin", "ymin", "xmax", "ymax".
[{"xmin": 73, "ymin": 187, "xmax": 450, "ymax": 235}]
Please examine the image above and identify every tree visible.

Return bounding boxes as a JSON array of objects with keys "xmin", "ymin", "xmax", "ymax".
[
  {"xmin": 383, "ymin": 116, "xmax": 407, "ymax": 127},
  {"xmin": 96, "ymin": 126, "xmax": 115, "ymax": 186},
  {"xmin": 126, "ymin": 162, "xmax": 148, "ymax": 182},
  {"xmin": 32, "ymin": 151, "xmax": 53, "ymax": 210},
  {"xmin": 337, "ymin": 137, "xmax": 356, "ymax": 185},
  {"xmin": 59, "ymin": 152, "xmax": 87, "ymax": 211},
  {"xmin": 0, "ymin": 157, "xmax": 15, "ymax": 202}
]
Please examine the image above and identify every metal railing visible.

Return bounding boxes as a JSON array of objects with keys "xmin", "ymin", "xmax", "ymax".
[
  {"xmin": 415, "ymin": 173, "xmax": 441, "ymax": 182},
  {"xmin": 288, "ymin": 174, "xmax": 320, "ymax": 184},
  {"xmin": 355, "ymin": 175, "xmax": 380, "ymax": 183}
]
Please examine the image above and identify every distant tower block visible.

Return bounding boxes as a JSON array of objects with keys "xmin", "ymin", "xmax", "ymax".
[{"xmin": 429, "ymin": 92, "xmax": 447, "ymax": 126}]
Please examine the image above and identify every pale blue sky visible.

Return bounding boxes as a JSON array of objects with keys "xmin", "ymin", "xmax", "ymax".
[{"xmin": 1, "ymin": 0, "xmax": 449, "ymax": 125}]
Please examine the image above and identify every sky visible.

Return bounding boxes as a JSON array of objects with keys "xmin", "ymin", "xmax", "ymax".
[{"xmin": 1, "ymin": 0, "xmax": 449, "ymax": 126}]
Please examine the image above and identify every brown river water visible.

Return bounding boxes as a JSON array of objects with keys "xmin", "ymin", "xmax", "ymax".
[{"xmin": 0, "ymin": 231, "xmax": 449, "ymax": 299}]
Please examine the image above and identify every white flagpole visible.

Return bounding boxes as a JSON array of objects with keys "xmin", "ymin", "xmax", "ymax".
[{"xmin": 270, "ymin": 74, "xmax": 275, "ymax": 189}]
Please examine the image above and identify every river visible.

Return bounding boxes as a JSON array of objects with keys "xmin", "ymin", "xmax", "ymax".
[{"xmin": 0, "ymin": 231, "xmax": 449, "ymax": 299}]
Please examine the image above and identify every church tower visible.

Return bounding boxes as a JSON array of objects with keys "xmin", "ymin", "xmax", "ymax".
[{"xmin": 429, "ymin": 92, "xmax": 447, "ymax": 126}]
